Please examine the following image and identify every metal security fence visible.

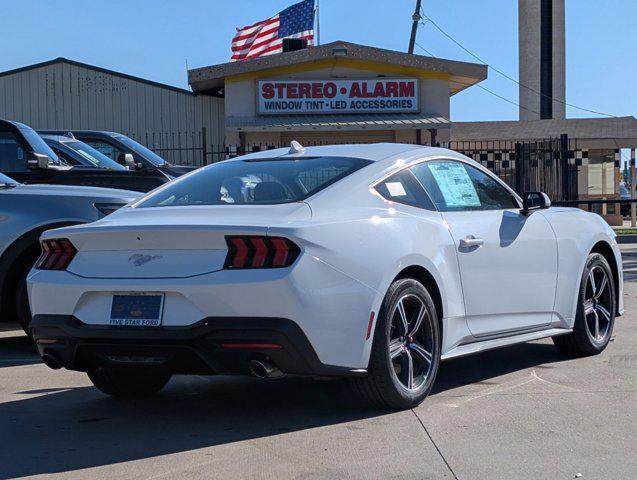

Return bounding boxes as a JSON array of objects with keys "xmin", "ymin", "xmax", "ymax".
[
  {"xmin": 135, "ymin": 129, "xmax": 581, "ymax": 202},
  {"xmin": 446, "ymin": 135, "xmax": 579, "ymax": 201}
]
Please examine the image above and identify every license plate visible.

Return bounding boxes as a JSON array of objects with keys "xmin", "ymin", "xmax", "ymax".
[{"xmin": 110, "ymin": 293, "xmax": 164, "ymax": 327}]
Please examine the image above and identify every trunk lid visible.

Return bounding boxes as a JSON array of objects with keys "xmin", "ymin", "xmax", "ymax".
[{"xmin": 57, "ymin": 203, "xmax": 311, "ymax": 279}]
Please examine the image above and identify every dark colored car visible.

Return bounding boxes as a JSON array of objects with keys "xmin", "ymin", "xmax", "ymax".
[
  {"xmin": 40, "ymin": 134, "xmax": 127, "ymax": 170},
  {"xmin": 0, "ymin": 120, "xmax": 172, "ymax": 192},
  {"xmin": 39, "ymin": 130, "xmax": 197, "ymax": 179}
]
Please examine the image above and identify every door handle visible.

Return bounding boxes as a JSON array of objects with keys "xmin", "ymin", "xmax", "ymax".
[{"xmin": 459, "ymin": 235, "xmax": 484, "ymax": 248}]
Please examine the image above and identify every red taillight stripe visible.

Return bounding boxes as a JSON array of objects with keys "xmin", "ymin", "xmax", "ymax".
[
  {"xmin": 270, "ymin": 238, "xmax": 289, "ymax": 267},
  {"xmin": 250, "ymin": 237, "xmax": 268, "ymax": 268},
  {"xmin": 230, "ymin": 238, "xmax": 249, "ymax": 268},
  {"xmin": 43, "ymin": 240, "xmax": 62, "ymax": 269},
  {"xmin": 53, "ymin": 239, "xmax": 73, "ymax": 270},
  {"xmin": 37, "ymin": 241, "xmax": 52, "ymax": 268}
]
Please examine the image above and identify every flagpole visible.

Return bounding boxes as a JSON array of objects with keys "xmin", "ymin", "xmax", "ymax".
[{"xmin": 315, "ymin": 0, "xmax": 321, "ymax": 45}]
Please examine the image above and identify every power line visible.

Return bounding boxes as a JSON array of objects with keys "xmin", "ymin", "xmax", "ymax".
[
  {"xmin": 419, "ymin": 11, "xmax": 617, "ymax": 118},
  {"xmin": 413, "ymin": 41, "xmax": 542, "ymax": 116}
]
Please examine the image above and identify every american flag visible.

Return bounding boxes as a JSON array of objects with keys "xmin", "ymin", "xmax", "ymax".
[{"xmin": 231, "ymin": 0, "xmax": 315, "ymax": 62}]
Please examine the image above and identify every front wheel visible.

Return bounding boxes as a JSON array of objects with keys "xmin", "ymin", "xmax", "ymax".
[
  {"xmin": 88, "ymin": 369, "xmax": 171, "ymax": 397},
  {"xmin": 351, "ymin": 278, "xmax": 441, "ymax": 409},
  {"xmin": 553, "ymin": 253, "xmax": 615, "ymax": 356}
]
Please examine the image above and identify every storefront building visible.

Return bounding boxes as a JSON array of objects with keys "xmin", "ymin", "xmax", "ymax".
[
  {"xmin": 188, "ymin": 41, "xmax": 487, "ymax": 147},
  {"xmin": 188, "ymin": 40, "xmax": 637, "ymax": 225}
]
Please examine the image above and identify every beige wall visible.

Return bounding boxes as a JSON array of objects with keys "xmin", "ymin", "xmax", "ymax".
[
  {"xmin": 225, "ymin": 66, "xmax": 451, "ymax": 118},
  {"xmin": 242, "ymin": 128, "xmax": 440, "ymax": 147},
  {"xmin": 224, "ymin": 63, "xmax": 453, "ymax": 144}
]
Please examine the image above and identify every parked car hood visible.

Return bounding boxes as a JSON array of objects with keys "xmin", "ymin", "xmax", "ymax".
[{"xmin": 12, "ymin": 183, "xmax": 141, "ymax": 200}]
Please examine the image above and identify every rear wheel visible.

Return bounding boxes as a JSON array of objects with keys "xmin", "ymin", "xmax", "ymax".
[
  {"xmin": 88, "ymin": 369, "xmax": 171, "ymax": 397},
  {"xmin": 351, "ymin": 278, "xmax": 441, "ymax": 409},
  {"xmin": 553, "ymin": 253, "xmax": 615, "ymax": 356}
]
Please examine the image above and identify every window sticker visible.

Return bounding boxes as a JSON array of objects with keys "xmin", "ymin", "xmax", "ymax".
[
  {"xmin": 428, "ymin": 163, "xmax": 480, "ymax": 207},
  {"xmin": 385, "ymin": 181, "xmax": 407, "ymax": 197}
]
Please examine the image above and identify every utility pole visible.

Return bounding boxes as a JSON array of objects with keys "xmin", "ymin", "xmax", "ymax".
[{"xmin": 408, "ymin": 0, "xmax": 423, "ymax": 53}]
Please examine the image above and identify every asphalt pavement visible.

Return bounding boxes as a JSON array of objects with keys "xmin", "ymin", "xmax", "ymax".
[{"xmin": 1, "ymin": 247, "xmax": 636, "ymax": 479}]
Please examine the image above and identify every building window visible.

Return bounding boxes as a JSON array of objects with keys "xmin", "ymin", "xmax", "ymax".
[{"xmin": 586, "ymin": 150, "xmax": 616, "ymax": 197}]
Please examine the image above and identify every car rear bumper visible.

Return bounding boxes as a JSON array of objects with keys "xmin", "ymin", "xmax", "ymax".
[
  {"xmin": 30, "ymin": 314, "xmax": 366, "ymax": 377},
  {"xmin": 28, "ymin": 253, "xmax": 379, "ymax": 369}
]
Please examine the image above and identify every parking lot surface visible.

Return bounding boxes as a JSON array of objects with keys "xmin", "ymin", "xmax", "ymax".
[{"xmin": 1, "ymin": 247, "xmax": 636, "ymax": 480}]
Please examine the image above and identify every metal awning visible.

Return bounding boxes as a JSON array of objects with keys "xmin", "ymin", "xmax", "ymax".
[{"xmin": 226, "ymin": 114, "xmax": 451, "ymax": 132}]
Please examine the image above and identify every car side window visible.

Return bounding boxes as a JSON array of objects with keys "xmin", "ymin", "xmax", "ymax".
[
  {"xmin": 0, "ymin": 130, "xmax": 27, "ymax": 172},
  {"xmin": 84, "ymin": 140, "xmax": 122, "ymax": 162},
  {"xmin": 411, "ymin": 160, "xmax": 518, "ymax": 211},
  {"xmin": 51, "ymin": 148, "xmax": 80, "ymax": 167},
  {"xmin": 374, "ymin": 169, "xmax": 435, "ymax": 211}
]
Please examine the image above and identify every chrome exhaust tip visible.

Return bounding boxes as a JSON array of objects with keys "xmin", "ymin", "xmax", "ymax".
[
  {"xmin": 248, "ymin": 359, "xmax": 283, "ymax": 379},
  {"xmin": 41, "ymin": 353, "xmax": 62, "ymax": 370}
]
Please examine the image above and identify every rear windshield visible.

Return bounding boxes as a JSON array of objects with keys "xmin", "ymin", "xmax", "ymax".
[{"xmin": 136, "ymin": 156, "xmax": 371, "ymax": 207}]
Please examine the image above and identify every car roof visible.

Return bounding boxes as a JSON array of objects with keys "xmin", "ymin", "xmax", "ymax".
[
  {"xmin": 38, "ymin": 130, "xmax": 119, "ymax": 136},
  {"xmin": 40, "ymin": 134, "xmax": 77, "ymax": 141},
  {"xmin": 0, "ymin": 119, "xmax": 31, "ymax": 130},
  {"xmin": 231, "ymin": 143, "xmax": 448, "ymax": 163}
]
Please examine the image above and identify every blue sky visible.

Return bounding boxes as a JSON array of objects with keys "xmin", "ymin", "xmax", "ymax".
[{"xmin": 1, "ymin": 0, "xmax": 634, "ymax": 121}]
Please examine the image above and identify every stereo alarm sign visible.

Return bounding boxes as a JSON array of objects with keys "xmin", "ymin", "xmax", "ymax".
[{"xmin": 257, "ymin": 79, "xmax": 419, "ymax": 115}]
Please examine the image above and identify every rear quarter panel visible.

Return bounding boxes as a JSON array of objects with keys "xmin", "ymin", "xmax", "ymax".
[{"xmin": 269, "ymin": 191, "xmax": 468, "ymax": 359}]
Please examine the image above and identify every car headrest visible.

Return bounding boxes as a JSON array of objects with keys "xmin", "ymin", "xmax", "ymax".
[{"xmin": 253, "ymin": 182, "xmax": 288, "ymax": 203}]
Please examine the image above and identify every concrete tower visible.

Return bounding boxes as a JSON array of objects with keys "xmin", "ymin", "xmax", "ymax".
[{"xmin": 518, "ymin": 0, "xmax": 565, "ymax": 120}]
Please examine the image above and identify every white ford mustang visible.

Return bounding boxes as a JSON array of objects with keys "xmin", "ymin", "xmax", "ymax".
[{"xmin": 28, "ymin": 143, "xmax": 623, "ymax": 409}]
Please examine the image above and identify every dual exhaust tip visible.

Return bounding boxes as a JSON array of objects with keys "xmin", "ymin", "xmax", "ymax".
[{"xmin": 248, "ymin": 359, "xmax": 283, "ymax": 379}]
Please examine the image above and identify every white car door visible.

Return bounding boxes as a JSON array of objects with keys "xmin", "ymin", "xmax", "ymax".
[{"xmin": 411, "ymin": 159, "xmax": 558, "ymax": 338}]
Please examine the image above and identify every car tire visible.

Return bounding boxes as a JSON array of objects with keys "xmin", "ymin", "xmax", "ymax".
[
  {"xmin": 16, "ymin": 269, "xmax": 32, "ymax": 336},
  {"xmin": 87, "ymin": 369, "xmax": 171, "ymax": 397},
  {"xmin": 351, "ymin": 278, "xmax": 441, "ymax": 410},
  {"xmin": 553, "ymin": 253, "xmax": 615, "ymax": 356}
]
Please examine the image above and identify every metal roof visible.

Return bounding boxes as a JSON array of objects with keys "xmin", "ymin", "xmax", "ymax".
[
  {"xmin": 188, "ymin": 41, "xmax": 487, "ymax": 95},
  {"xmin": 226, "ymin": 113, "xmax": 450, "ymax": 132},
  {"xmin": 0, "ymin": 57, "xmax": 196, "ymax": 96}
]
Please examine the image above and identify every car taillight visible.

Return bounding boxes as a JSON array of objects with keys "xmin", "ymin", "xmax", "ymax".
[
  {"xmin": 35, "ymin": 238, "xmax": 77, "ymax": 270},
  {"xmin": 224, "ymin": 236, "xmax": 300, "ymax": 269}
]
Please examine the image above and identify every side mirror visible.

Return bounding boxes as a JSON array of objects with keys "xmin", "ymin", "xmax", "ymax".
[
  {"xmin": 521, "ymin": 191, "xmax": 551, "ymax": 215},
  {"xmin": 118, "ymin": 152, "xmax": 137, "ymax": 170},
  {"xmin": 26, "ymin": 152, "xmax": 51, "ymax": 170}
]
